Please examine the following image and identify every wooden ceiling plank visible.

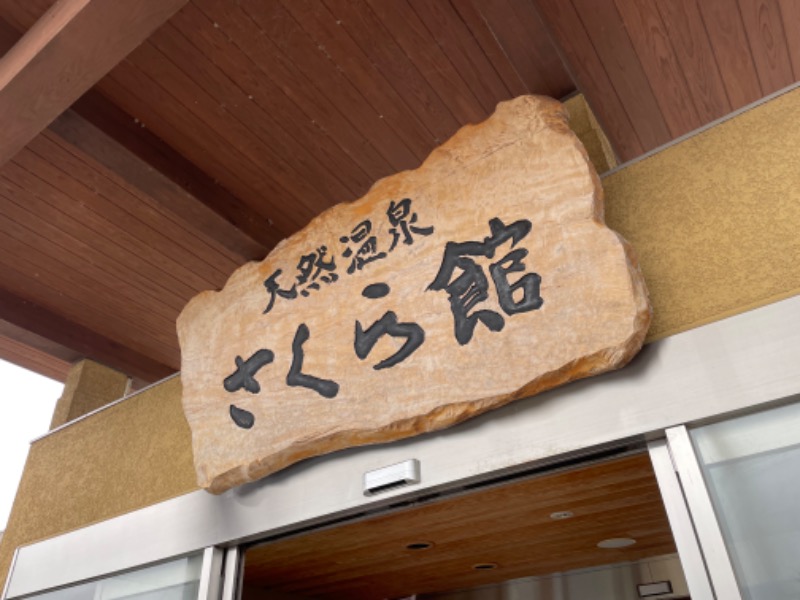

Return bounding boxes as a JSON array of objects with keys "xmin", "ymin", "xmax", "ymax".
[
  {"xmin": 239, "ymin": 0, "xmax": 421, "ymax": 172},
  {"xmin": 126, "ymin": 40, "xmax": 328, "ymax": 223},
  {"xmin": 777, "ymin": 0, "xmax": 800, "ymax": 79},
  {"xmin": 569, "ymin": 0, "xmax": 672, "ymax": 151},
  {"xmin": 737, "ymin": 0, "xmax": 795, "ymax": 94},
  {"xmin": 450, "ymin": 0, "xmax": 529, "ymax": 98},
  {"xmin": 0, "ymin": 16, "xmax": 19, "ymax": 54},
  {"xmin": 0, "ymin": 233, "xmax": 179, "ymax": 362},
  {"xmin": 244, "ymin": 455, "xmax": 667, "ymax": 590},
  {"xmin": 612, "ymin": 0, "xmax": 703, "ymax": 137},
  {"xmin": 698, "ymin": 0, "xmax": 764, "ymax": 109},
  {"xmin": 254, "ymin": 487, "xmax": 666, "ymax": 585},
  {"xmin": 322, "ymin": 0, "xmax": 463, "ymax": 143},
  {"xmin": 0, "ymin": 287, "xmax": 174, "ymax": 382},
  {"xmin": 654, "ymin": 0, "xmax": 732, "ymax": 123},
  {"xmin": 162, "ymin": 8, "xmax": 372, "ymax": 202},
  {"xmin": 176, "ymin": 8, "xmax": 375, "ymax": 199},
  {"xmin": 96, "ymin": 64, "xmax": 308, "ymax": 239},
  {"xmin": 0, "ymin": 328, "xmax": 72, "ymax": 382},
  {"xmin": 282, "ymin": 0, "xmax": 453, "ymax": 150},
  {"xmin": 66, "ymin": 94, "xmax": 273, "ymax": 261},
  {"xmin": 25, "ymin": 132, "xmax": 233, "ymax": 291},
  {"xmin": 0, "ymin": 0, "xmax": 189, "ymax": 167},
  {"xmin": 0, "ymin": 175, "xmax": 188, "ymax": 315},
  {"xmin": 504, "ymin": 0, "xmax": 576, "ymax": 97},
  {"xmin": 0, "ymin": 165, "xmax": 198, "ymax": 314},
  {"xmin": 153, "ymin": 21, "xmax": 364, "ymax": 208},
  {"xmin": 192, "ymin": 0, "xmax": 394, "ymax": 186},
  {"xmin": 253, "ymin": 494, "xmax": 672, "ymax": 597},
  {"xmin": 466, "ymin": 0, "xmax": 567, "ymax": 98},
  {"xmin": 0, "ymin": 216, "xmax": 180, "ymax": 360},
  {"xmin": 46, "ymin": 113, "xmax": 246, "ymax": 278},
  {"xmin": 0, "ymin": 319, "xmax": 81, "ymax": 366},
  {"xmin": 261, "ymin": 504, "xmax": 669, "ymax": 593},
  {"xmin": 257, "ymin": 501, "xmax": 672, "ymax": 589},
  {"xmin": 246, "ymin": 455, "xmax": 658, "ymax": 566},
  {"xmin": 0, "ymin": 0, "xmax": 54, "ymax": 32},
  {"xmin": 365, "ymin": 0, "xmax": 487, "ymax": 124},
  {"xmin": 250, "ymin": 475, "xmax": 664, "ymax": 571},
  {"xmin": 3, "ymin": 159, "xmax": 206, "ymax": 329},
  {"xmin": 531, "ymin": 0, "xmax": 643, "ymax": 161},
  {"xmin": 0, "ymin": 18, "xmax": 274, "ymax": 259},
  {"xmin": 406, "ymin": 0, "xmax": 511, "ymax": 114}
]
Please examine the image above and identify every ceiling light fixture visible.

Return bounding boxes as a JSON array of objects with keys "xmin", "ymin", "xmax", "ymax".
[
  {"xmin": 549, "ymin": 510, "xmax": 574, "ymax": 520},
  {"xmin": 597, "ymin": 537, "xmax": 637, "ymax": 549},
  {"xmin": 405, "ymin": 541, "xmax": 433, "ymax": 551}
]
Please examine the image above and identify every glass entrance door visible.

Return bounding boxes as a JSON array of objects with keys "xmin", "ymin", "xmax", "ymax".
[{"xmin": 236, "ymin": 449, "xmax": 697, "ymax": 600}]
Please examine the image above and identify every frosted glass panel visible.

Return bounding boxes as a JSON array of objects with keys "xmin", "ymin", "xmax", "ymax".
[
  {"xmin": 26, "ymin": 553, "xmax": 203, "ymax": 600},
  {"xmin": 691, "ymin": 401, "xmax": 800, "ymax": 600}
]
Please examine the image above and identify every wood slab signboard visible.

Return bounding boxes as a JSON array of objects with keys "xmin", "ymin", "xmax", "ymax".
[{"xmin": 177, "ymin": 96, "xmax": 651, "ymax": 494}]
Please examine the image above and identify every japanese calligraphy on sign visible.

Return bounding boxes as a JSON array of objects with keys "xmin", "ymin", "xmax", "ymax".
[{"xmin": 177, "ymin": 95, "xmax": 652, "ymax": 494}]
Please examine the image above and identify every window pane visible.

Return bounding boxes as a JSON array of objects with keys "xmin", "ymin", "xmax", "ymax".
[
  {"xmin": 24, "ymin": 553, "xmax": 203, "ymax": 600},
  {"xmin": 691, "ymin": 401, "xmax": 800, "ymax": 600}
]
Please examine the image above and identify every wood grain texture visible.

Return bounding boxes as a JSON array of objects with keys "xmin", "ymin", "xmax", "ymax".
[
  {"xmin": 0, "ymin": 0, "xmax": 189, "ymax": 165},
  {"xmin": 777, "ymin": 0, "xmax": 800, "ymax": 78},
  {"xmin": 242, "ymin": 0, "xmax": 422, "ymax": 171},
  {"xmin": 0, "ymin": 288, "xmax": 172, "ymax": 382},
  {"xmin": 0, "ymin": 323, "xmax": 73, "ymax": 382},
  {"xmin": 243, "ymin": 453, "xmax": 676, "ymax": 599},
  {"xmin": 699, "ymin": 0, "xmax": 764, "ymax": 108},
  {"xmin": 738, "ymin": 0, "xmax": 794, "ymax": 93},
  {"xmin": 613, "ymin": 0, "xmax": 702, "ymax": 137},
  {"xmin": 365, "ymin": 0, "xmax": 487, "ymax": 125},
  {"xmin": 469, "ymin": 0, "xmax": 572, "ymax": 97},
  {"xmin": 322, "ymin": 0, "xmax": 463, "ymax": 142},
  {"xmin": 654, "ymin": 0, "xmax": 732, "ymax": 122},
  {"xmin": 450, "ymin": 0, "xmax": 529, "ymax": 97},
  {"xmin": 68, "ymin": 91, "xmax": 275, "ymax": 256},
  {"xmin": 283, "ymin": 0, "xmax": 447, "ymax": 151},
  {"xmin": 533, "ymin": 0, "xmax": 643, "ymax": 161},
  {"xmin": 193, "ymin": 0, "xmax": 396, "ymax": 183},
  {"xmin": 571, "ymin": 0, "xmax": 672, "ymax": 150},
  {"xmin": 406, "ymin": 0, "xmax": 511, "ymax": 113}
]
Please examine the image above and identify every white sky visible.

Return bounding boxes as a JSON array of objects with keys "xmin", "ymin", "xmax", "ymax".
[{"xmin": 0, "ymin": 359, "xmax": 63, "ymax": 531}]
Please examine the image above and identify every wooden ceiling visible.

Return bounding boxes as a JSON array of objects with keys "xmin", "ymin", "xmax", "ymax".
[
  {"xmin": 0, "ymin": 0, "xmax": 797, "ymax": 387},
  {"xmin": 242, "ymin": 452, "xmax": 676, "ymax": 600}
]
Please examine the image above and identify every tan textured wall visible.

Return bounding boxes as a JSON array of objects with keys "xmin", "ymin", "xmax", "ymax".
[
  {"xmin": 50, "ymin": 360, "xmax": 130, "ymax": 429},
  {"xmin": 0, "ymin": 376, "xmax": 197, "ymax": 587},
  {"xmin": 2, "ymin": 88, "xmax": 800, "ymax": 589},
  {"xmin": 604, "ymin": 88, "xmax": 800, "ymax": 341}
]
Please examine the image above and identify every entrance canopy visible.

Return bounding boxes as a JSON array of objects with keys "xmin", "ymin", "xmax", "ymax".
[{"xmin": 0, "ymin": 0, "xmax": 798, "ymax": 388}]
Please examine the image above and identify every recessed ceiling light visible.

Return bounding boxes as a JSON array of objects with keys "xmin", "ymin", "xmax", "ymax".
[
  {"xmin": 597, "ymin": 537, "xmax": 637, "ymax": 549},
  {"xmin": 550, "ymin": 510, "xmax": 574, "ymax": 520},
  {"xmin": 405, "ymin": 541, "xmax": 434, "ymax": 550},
  {"xmin": 472, "ymin": 563, "xmax": 498, "ymax": 570}
]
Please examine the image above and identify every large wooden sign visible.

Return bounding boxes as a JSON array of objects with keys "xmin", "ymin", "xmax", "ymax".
[{"xmin": 177, "ymin": 96, "xmax": 651, "ymax": 494}]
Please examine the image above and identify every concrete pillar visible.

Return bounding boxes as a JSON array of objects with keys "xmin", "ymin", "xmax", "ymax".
[{"xmin": 49, "ymin": 359, "xmax": 130, "ymax": 429}]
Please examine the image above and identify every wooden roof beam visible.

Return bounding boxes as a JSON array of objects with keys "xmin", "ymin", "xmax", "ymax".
[
  {"xmin": 53, "ymin": 93, "xmax": 274, "ymax": 259},
  {"xmin": 0, "ymin": 0, "xmax": 189, "ymax": 167},
  {"xmin": 0, "ymin": 320, "xmax": 75, "ymax": 382},
  {"xmin": 0, "ymin": 288, "xmax": 175, "ymax": 385},
  {"xmin": 0, "ymin": 18, "xmax": 274, "ymax": 256}
]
